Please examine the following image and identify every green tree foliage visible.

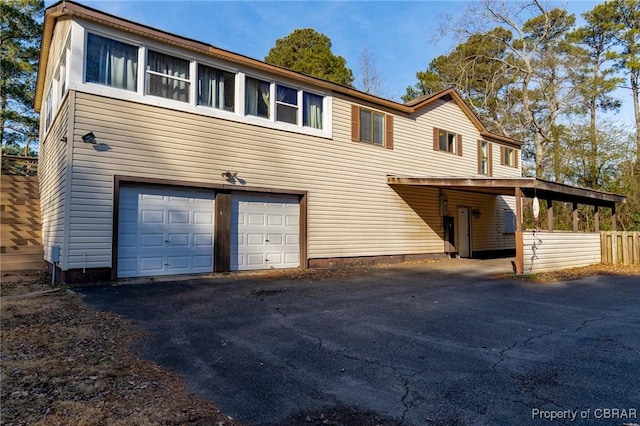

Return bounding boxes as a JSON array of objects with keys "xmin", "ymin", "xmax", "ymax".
[
  {"xmin": 1, "ymin": 0, "xmax": 43, "ymax": 157},
  {"xmin": 609, "ymin": 0, "xmax": 640, "ymax": 165},
  {"xmin": 265, "ymin": 28, "xmax": 354, "ymax": 87}
]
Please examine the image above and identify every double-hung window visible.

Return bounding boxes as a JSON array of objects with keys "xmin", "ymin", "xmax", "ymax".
[
  {"xmin": 276, "ymin": 84, "xmax": 298, "ymax": 124},
  {"xmin": 303, "ymin": 92, "xmax": 323, "ymax": 129},
  {"xmin": 245, "ymin": 77, "xmax": 270, "ymax": 118},
  {"xmin": 433, "ymin": 128, "xmax": 462, "ymax": 156},
  {"xmin": 146, "ymin": 50, "xmax": 190, "ymax": 102},
  {"xmin": 350, "ymin": 105, "xmax": 393, "ymax": 149},
  {"xmin": 501, "ymin": 146, "xmax": 518, "ymax": 168},
  {"xmin": 86, "ymin": 33, "xmax": 138, "ymax": 91},
  {"xmin": 478, "ymin": 140, "xmax": 492, "ymax": 176},
  {"xmin": 198, "ymin": 64, "xmax": 235, "ymax": 111}
]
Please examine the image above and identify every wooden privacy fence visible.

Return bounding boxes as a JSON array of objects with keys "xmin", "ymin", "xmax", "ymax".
[
  {"xmin": 1, "ymin": 155, "xmax": 38, "ymax": 176},
  {"xmin": 601, "ymin": 231, "xmax": 640, "ymax": 265}
]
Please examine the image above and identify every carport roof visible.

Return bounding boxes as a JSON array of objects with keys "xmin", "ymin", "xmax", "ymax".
[{"xmin": 386, "ymin": 176, "xmax": 626, "ymax": 207}]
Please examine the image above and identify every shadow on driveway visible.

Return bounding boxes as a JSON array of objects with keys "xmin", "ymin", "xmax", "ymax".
[{"xmin": 78, "ymin": 261, "xmax": 640, "ymax": 426}]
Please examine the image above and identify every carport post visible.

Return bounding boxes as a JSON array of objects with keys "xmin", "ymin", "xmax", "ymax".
[
  {"xmin": 594, "ymin": 205, "xmax": 600, "ymax": 232},
  {"xmin": 515, "ymin": 187, "xmax": 524, "ymax": 275},
  {"xmin": 547, "ymin": 198, "xmax": 554, "ymax": 232},
  {"xmin": 573, "ymin": 202, "xmax": 579, "ymax": 232},
  {"xmin": 611, "ymin": 204, "xmax": 617, "ymax": 231}
]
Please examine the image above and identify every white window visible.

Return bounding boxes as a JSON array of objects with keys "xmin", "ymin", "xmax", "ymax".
[
  {"xmin": 276, "ymin": 84, "xmax": 298, "ymax": 124},
  {"xmin": 44, "ymin": 88, "xmax": 52, "ymax": 131},
  {"xmin": 146, "ymin": 50, "xmax": 190, "ymax": 102},
  {"xmin": 197, "ymin": 64, "xmax": 235, "ymax": 111},
  {"xmin": 245, "ymin": 77, "xmax": 270, "ymax": 118},
  {"xmin": 86, "ymin": 33, "xmax": 138, "ymax": 91},
  {"xmin": 303, "ymin": 92, "xmax": 323, "ymax": 130}
]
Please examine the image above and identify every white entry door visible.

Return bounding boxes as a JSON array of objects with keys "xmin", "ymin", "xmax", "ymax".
[
  {"xmin": 231, "ymin": 194, "xmax": 300, "ymax": 271},
  {"xmin": 118, "ymin": 186, "xmax": 215, "ymax": 278},
  {"xmin": 458, "ymin": 207, "xmax": 472, "ymax": 258}
]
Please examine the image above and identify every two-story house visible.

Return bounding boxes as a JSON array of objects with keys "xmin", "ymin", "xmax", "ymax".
[{"xmin": 37, "ymin": 1, "xmax": 620, "ymax": 283}]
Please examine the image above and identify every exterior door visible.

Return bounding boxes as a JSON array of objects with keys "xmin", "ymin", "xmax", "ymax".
[
  {"xmin": 457, "ymin": 207, "xmax": 472, "ymax": 258},
  {"xmin": 117, "ymin": 186, "xmax": 215, "ymax": 278},
  {"xmin": 231, "ymin": 194, "xmax": 300, "ymax": 271}
]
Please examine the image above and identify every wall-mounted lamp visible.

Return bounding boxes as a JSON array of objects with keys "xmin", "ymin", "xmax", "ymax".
[
  {"xmin": 472, "ymin": 209, "xmax": 481, "ymax": 219},
  {"xmin": 221, "ymin": 171, "xmax": 238, "ymax": 180},
  {"xmin": 82, "ymin": 132, "xmax": 96, "ymax": 144}
]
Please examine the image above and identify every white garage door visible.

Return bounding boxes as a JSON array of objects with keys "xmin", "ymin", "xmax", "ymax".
[
  {"xmin": 231, "ymin": 194, "xmax": 300, "ymax": 271},
  {"xmin": 118, "ymin": 186, "xmax": 215, "ymax": 278}
]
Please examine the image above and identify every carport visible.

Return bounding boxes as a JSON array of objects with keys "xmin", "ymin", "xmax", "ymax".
[{"xmin": 387, "ymin": 176, "xmax": 626, "ymax": 274}]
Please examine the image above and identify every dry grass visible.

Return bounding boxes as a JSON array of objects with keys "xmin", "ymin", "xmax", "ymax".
[
  {"xmin": 0, "ymin": 271, "xmax": 242, "ymax": 426},
  {"xmin": 510, "ymin": 263, "xmax": 640, "ymax": 282}
]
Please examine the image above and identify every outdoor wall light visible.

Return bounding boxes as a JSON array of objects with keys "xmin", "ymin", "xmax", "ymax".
[
  {"xmin": 82, "ymin": 132, "xmax": 96, "ymax": 144},
  {"xmin": 221, "ymin": 171, "xmax": 238, "ymax": 180},
  {"xmin": 472, "ymin": 209, "xmax": 482, "ymax": 219}
]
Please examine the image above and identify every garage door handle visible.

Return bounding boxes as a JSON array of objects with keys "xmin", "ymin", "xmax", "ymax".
[{"xmin": 265, "ymin": 239, "xmax": 269, "ymax": 243}]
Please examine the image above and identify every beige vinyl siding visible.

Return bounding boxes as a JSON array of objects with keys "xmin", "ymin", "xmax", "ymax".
[
  {"xmin": 39, "ymin": 99, "xmax": 69, "ymax": 264},
  {"xmin": 43, "ymin": 18, "xmax": 71, "ymax": 88},
  {"xmin": 68, "ymin": 93, "xmax": 445, "ymax": 269},
  {"xmin": 445, "ymin": 191, "xmax": 516, "ymax": 252},
  {"xmin": 66, "ymin": 90, "xmax": 520, "ymax": 269},
  {"xmin": 523, "ymin": 231, "xmax": 601, "ymax": 273}
]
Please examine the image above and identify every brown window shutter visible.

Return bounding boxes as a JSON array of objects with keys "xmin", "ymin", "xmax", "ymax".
[
  {"xmin": 457, "ymin": 134, "xmax": 463, "ymax": 156},
  {"xmin": 385, "ymin": 115, "xmax": 394, "ymax": 150},
  {"xmin": 488, "ymin": 143, "xmax": 493, "ymax": 176},
  {"xmin": 351, "ymin": 105, "xmax": 360, "ymax": 142},
  {"xmin": 433, "ymin": 127, "xmax": 439, "ymax": 150},
  {"xmin": 477, "ymin": 139, "xmax": 483, "ymax": 174},
  {"xmin": 500, "ymin": 147, "xmax": 505, "ymax": 165},
  {"xmin": 514, "ymin": 149, "xmax": 519, "ymax": 168}
]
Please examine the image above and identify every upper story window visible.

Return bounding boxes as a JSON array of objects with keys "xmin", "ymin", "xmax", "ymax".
[
  {"xmin": 433, "ymin": 128, "xmax": 462, "ymax": 156},
  {"xmin": 245, "ymin": 77, "xmax": 270, "ymax": 118},
  {"xmin": 303, "ymin": 92, "xmax": 323, "ymax": 130},
  {"xmin": 86, "ymin": 33, "xmax": 138, "ymax": 91},
  {"xmin": 478, "ymin": 140, "xmax": 492, "ymax": 176},
  {"xmin": 350, "ymin": 105, "xmax": 393, "ymax": 149},
  {"xmin": 44, "ymin": 88, "xmax": 52, "ymax": 131},
  {"xmin": 78, "ymin": 28, "xmax": 329, "ymax": 137},
  {"xmin": 501, "ymin": 146, "xmax": 518, "ymax": 168},
  {"xmin": 198, "ymin": 64, "xmax": 234, "ymax": 111},
  {"xmin": 276, "ymin": 85, "xmax": 298, "ymax": 124},
  {"xmin": 146, "ymin": 50, "xmax": 190, "ymax": 102}
]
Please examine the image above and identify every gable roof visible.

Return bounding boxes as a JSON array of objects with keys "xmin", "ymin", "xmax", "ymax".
[{"xmin": 36, "ymin": 0, "xmax": 521, "ymax": 148}]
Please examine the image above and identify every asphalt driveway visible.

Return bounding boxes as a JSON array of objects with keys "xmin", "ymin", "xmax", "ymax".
[{"xmin": 78, "ymin": 261, "xmax": 640, "ymax": 426}]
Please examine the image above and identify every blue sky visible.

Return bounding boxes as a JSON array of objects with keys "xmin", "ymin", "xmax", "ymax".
[{"xmin": 49, "ymin": 0, "xmax": 634, "ymax": 125}]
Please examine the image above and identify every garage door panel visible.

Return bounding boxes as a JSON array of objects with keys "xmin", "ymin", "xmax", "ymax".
[
  {"xmin": 167, "ymin": 233, "xmax": 189, "ymax": 247},
  {"xmin": 118, "ymin": 186, "xmax": 214, "ymax": 278},
  {"xmin": 140, "ymin": 257, "xmax": 164, "ymax": 273},
  {"xmin": 168, "ymin": 210, "xmax": 189, "ymax": 224},
  {"xmin": 193, "ymin": 233, "xmax": 213, "ymax": 246},
  {"xmin": 141, "ymin": 233, "xmax": 164, "ymax": 248},
  {"xmin": 141, "ymin": 210, "xmax": 164, "ymax": 224},
  {"xmin": 194, "ymin": 211, "xmax": 213, "ymax": 225},
  {"xmin": 193, "ymin": 255, "xmax": 213, "ymax": 268},
  {"xmin": 231, "ymin": 194, "xmax": 300, "ymax": 271},
  {"xmin": 267, "ymin": 234, "xmax": 283, "ymax": 245}
]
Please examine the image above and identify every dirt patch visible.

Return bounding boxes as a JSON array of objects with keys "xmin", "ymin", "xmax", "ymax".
[{"xmin": 0, "ymin": 271, "xmax": 242, "ymax": 426}]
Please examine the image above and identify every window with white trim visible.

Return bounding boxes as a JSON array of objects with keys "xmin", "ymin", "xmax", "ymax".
[
  {"xmin": 86, "ymin": 33, "xmax": 138, "ymax": 91},
  {"xmin": 197, "ymin": 64, "xmax": 235, "ymax": 111},
  {"xmin": 79, "ymin": 29, "xmax": 329, "ymax": 136},
  {"xmin": 276, "ymin": 84, "xmax": 298, "ymax": 124},
  {"xmin": 245, "ymin": 76, "xmax": 270, "ymax": 118},
  {"xmin": 146, "ymin": 50, "xmax": 190, "ymax": 102},
  {"xmin": 44, "ymin": 88, "xmax": 52, "ymax": 131},
  {"xmin": 303, "ymin": 92, "xmax": 323, "ymax": 130}
]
